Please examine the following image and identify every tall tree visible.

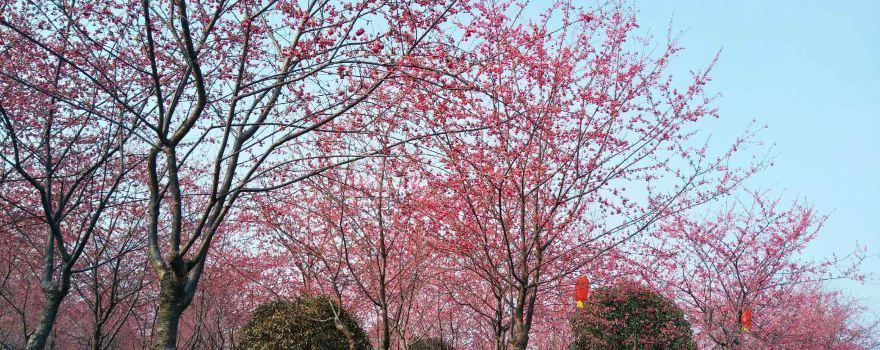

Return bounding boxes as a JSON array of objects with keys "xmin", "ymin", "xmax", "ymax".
[
  {"xmin": 3, "ymin": 0, "xmax": 460, "ymax": 348},
  {"xmin": 133, "ymin": 0, "xmax": 459, "ymax": 347},
  {"xmin": 418, "ymin": 2, "xmax": 753, "ymax": 348},
  {"xmin": 0, "ymin": 5, "xmax": 143, "ymax": 347}
]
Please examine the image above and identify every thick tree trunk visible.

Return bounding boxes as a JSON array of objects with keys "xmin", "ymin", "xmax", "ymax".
[
  {"xmin": 91, "ymin": 327, "xmax": 102, "ymax": 350},
  {"xmin": 153, "ymin": 292, "xmax": 184, "ymax": 349},
  {"xmin": 152, "ymin": 274, "xmax": 187, "ymax": 350},
  {"xmin": 510, "ymin": 323, "xmax": 529, "ymax": 350},
  {"xmin": 509, "ymin": 280, "xmax": 533, "ymax": 350},
  {"xmin": 24, "ymin": 291, "xmax": 64, "ymax": 350},
  {"xmin": 509, "ymin": 294, "xmax": 527, "ymax": 350}
]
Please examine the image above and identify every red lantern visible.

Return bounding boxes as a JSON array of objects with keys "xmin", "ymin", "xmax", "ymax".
[
  {"xmin": 574, "ymin": 276, "xmax": 590, "ymax": 308},
  {"xmin": 740, "ymin": 307, "xmax": 753, "ymax": 333}
]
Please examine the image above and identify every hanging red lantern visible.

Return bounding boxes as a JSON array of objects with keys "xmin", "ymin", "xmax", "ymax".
[
  {"xmin": 574, "ymin": 276, "xmax": 590, "ymax": 308},
  {"xmin": 740, "ymin": 307, "xmax": 753, "ymax": 333}
]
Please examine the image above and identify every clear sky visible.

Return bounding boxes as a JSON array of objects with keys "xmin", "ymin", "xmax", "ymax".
[{"xmin": 632, "ymin": 0, "xmax": 880, "ymax": 309}]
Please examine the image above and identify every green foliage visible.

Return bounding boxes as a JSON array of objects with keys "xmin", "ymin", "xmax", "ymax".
[
  {"xmin": 408, "ymin": 337, "xmax": 454, "ymax": 350},
  {"xmin": 237, "ymin": 295, "xmax": 371, "ymax": 350},
  {"xmin": 569, "ymin": 281, "xmax": 696, "ymax": 350}
]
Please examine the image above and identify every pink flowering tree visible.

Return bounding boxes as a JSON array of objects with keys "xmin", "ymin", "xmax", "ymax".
[
  {"xmin": 246, "ymin": 84, "xmax": 455, "ymax": 348},
  {"xmin": 776, "ymin": 287, "xmax": 880, "ymax": 349},
  {"xmin": 2, "ymin": 1, "xmax": 875, "ymax": 349},
  {"xmin": 254, "ymin": 159, "xmax": 438, "ymax": 349},
  {"xmin": 645, "ymin": 192, "xmax": 868, "ymax": 348},
  {"xmin": 2, "ymin": 0, "xmax": 462, "ymax": 348},
  {"xmin": 0, "ymin": 7, "xmax": 144, "ymax": 347},
  {"xmin": 413, "ymin": 2, "xmax": 755, "ymax": 348}
]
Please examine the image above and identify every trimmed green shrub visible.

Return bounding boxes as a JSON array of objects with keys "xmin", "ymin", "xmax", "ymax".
[
  {"xmin": 237, "ymin": 295, "xmax": 370, "ymax": 350},
  {"xmin": 409, "ymin": 337, "xmax": 454, "ymax": 350},
  {"xmin": 570, "ymin": 281, "xmax": 696, "ymax": 350}
]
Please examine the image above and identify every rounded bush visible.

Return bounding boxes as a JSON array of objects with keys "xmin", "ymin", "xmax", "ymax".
[
  {"xmin": 570, "ymin": 281, "xmax": 696, "ymax": 350},
  {"xmin": 409, "ymin": 337, "xmax": 454, "ymax": 350},
  {"xmin": 238, "ymin": 295, "xmax": 370, "ymax": 350}
]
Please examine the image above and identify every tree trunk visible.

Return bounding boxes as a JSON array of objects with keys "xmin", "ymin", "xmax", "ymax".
[
  {"xmin": 509, "ymin": 282, "xmax": 531, "ymax": 350},
  {"xmin": 491, "ymin": 287, "xmax": 507, "ymax": 350},
  {"xmin": 334, "ymin": 318, "xmax": 359, "ymax": 350},
  {"xmin": 379, "ymin": 302, "xmax": 391, "ymax": 350},
  {"xmin": 511, "ymin": 323, "xmax": 529, "ymax": 350},
  {"xmin": 91, "ymin": 327, "xmax": 102, "ymax": 350},
  {"xmin": 152, "ymin": 275, "xmax": 187, "ymax": 350},
  {"xmin": 24, "ymin": 291, "xmax": 64, "ymax": 350}
]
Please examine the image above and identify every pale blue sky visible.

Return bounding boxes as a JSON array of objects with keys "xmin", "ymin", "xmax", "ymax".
[{"xmin": 633, "ymin": 0, "xmax": 879, "ymax": 308}]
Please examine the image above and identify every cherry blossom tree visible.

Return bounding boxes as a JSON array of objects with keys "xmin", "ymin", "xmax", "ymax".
[
  {"xmin": 414, "ymin": 2, "xmax": 754, "ymax": 348},
  {"xmin": 249, "ymin": 117, "xmax": 443, "ymax": 349},
  {"xmin": 0, "ymin": 6, "xmax": 144, "ymax": 347},
  {"xmin": 67, "ymin": 211, "xmax": 152, "ymax": 350},
  {"xmin": 778, "ymin": 287, "xmax": 880, "ymax": 349},
  {"xmin": 645, "ymin": 192, "xmax": 869, "ymax": 348},
  {"xmin": 3, "ymin": 0, "xmax": 461, "ymax": 348},
  {"xmin": 2, "ymin": 1, "xmax": 875, "ymax": 349}
]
